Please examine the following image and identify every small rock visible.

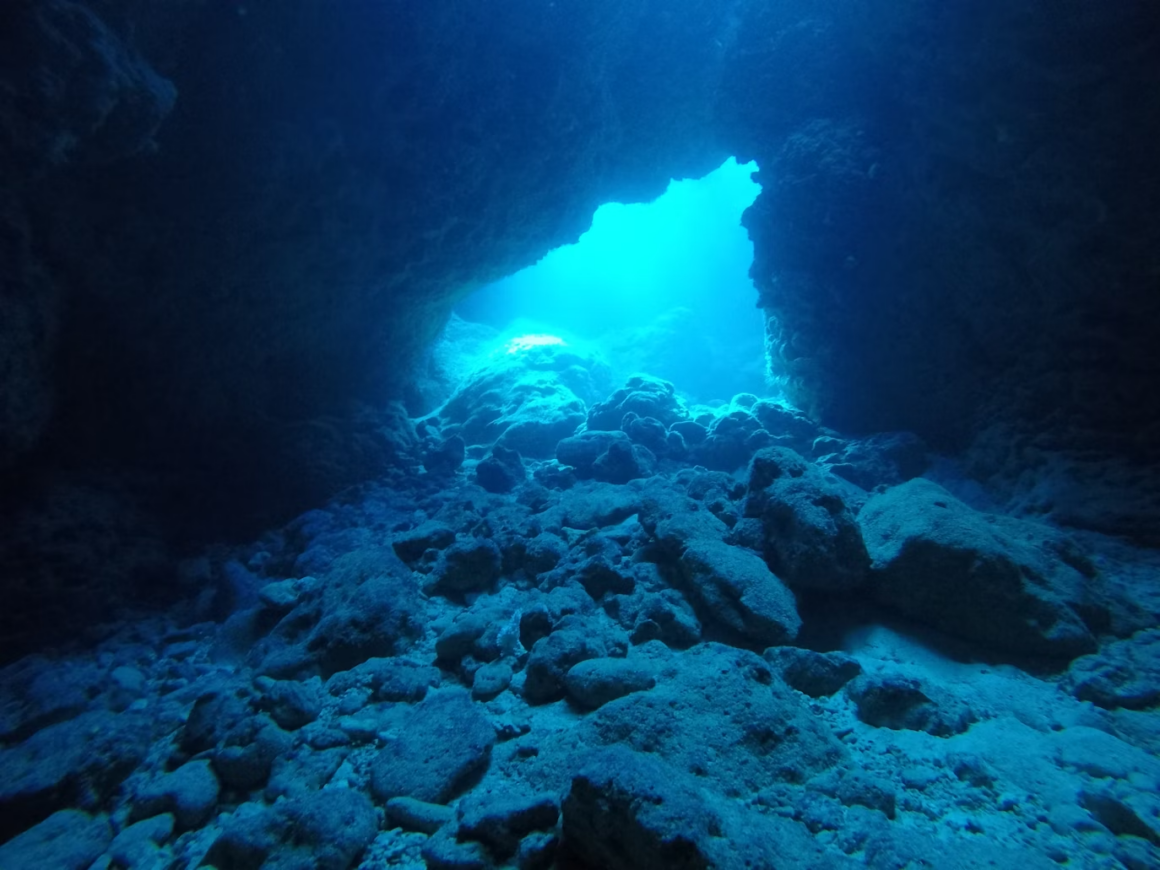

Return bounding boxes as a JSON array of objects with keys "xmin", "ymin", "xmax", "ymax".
[
  {"xmin": 472, "ymin": 660, "xmax": 514, "ymax": 701},
  {"xmin": 457, "ymin": 792, "xmax": 561, "ymax": 858},
  {"xmin": 371, "ymin": 690, "xmax": 496, "ymax": 804},
  {"xmin": 386, "ymin": 796, "xmax": 456, "ymax": 834},
  {"xmin": 109, "ymin": 813, "xmax": 175, "ymax": 868},
  {"xmin": 764, "ymin": 647, "xmax": 862, "ymax": 697},
  {"xmin": 564, "ymin": 657, "xmax": 656, "ymax": 710},
  {"xmin": 476, "ymin": 445, "xmax": 527, "ymax": 493},
  {"xmin": 846, "ymin": 673, "xmax": 976, "ymax": 737},
  {"xmin": 0, "ymin": 810, "xmax": 112, "ymax": 870},
  {"xmin": 134, "ymin": 759, "xmax": 221, "ymax": 829},
  {"xmin": 523, "ymin": 629, "xmax": 607, "ymax": 705}
]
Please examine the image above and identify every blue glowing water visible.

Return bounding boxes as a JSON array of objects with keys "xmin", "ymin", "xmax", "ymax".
[{"xmin": 455, "ymin": 157, "xmax": 767, "ymax": 404}]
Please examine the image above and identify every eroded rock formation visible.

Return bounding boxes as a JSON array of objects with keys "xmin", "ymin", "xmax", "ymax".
[{"xmin": 2, "ymin": 0, "xmax": 1158, "ymax": 649}]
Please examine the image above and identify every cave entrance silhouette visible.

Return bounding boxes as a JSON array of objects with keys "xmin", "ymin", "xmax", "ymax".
[{"xmin": 454, "ymin": 157, "xmax": 766, "ymax": 404}]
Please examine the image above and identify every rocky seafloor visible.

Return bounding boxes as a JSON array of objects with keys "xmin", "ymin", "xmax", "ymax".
[{"xmin": 2, "ymin": 343, "xmax": 1160, "ymax": 870}]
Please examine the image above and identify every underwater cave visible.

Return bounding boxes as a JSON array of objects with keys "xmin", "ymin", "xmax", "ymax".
[{"xmin": 1, "ymin": 2, "xmax": 1160, "ymax": 868}]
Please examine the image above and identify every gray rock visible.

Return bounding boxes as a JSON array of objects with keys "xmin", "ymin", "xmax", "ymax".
[
  {"xmin": 592, "ymin": 438, "xmax": 657, "ymax": 484},
  {"xmin": 0, "ymin": 809, "xmax": 112, "ymax": 870},
  {"xmin": 371, "ymin": 690, "xmax": 495, "ymax": 803},
  {"xmin": 1063, "ymin": 629, "xmax": 1160, "ymax": 709},
  {"xmin": 622, "ymin": 413, "xmax": 669, "ymax": 454},
  {"xmin": 697, "ymin": 409, "xmax": 767, "ymax": 472},
  {"xmin": 575, "ymin": 554, "xmax": 635, "ymax": 600},
  {"xmin": 1078, "ymin": 788, "xmax": 1160, "ymax": 845},
  {"xmin": 846, "ymin": 673, "xmax": 976, "ymax": 737},
  {"xmin": 807, "ymin": 768, "xmax": 896, "ymax": 819},
  {"xmin": 581, "ymin": 645, "xmax": 843, "ymax": 790},
  {"xmin": 426, "ymin": 434, "xmax": 466, "ymax": 474},
  {"xmin": 212, "ymin": 715, "xmax": 293, "ymax": 791},
  {"xmin": 260, "ymin": 677, "xmax": 323, "ymax": 730},
  {"xmin": 670, "ymin": 419, "xmax": 708, "ymax": 447},
  {"xmin": 562, "ymin": 747, "xmax": 719, "ymax": 870},
  {"xmin": 476, "ymin": 444, "xmax": 527, "ymax": 493},
  {"xmin": 457, "ymin": 792, "xmax": 560, "ymax": 858},
  {"xmin": 392, "ymin": 521, "xmax": 456, "ymax": 563},
  {"xmin": 435, "ymin": 342, "xmax": 603, "ymax": 459},
  {"xmin": 520, "ymin": 533, "xmax": 567, "ymax": 575},
  {"xmin": 266, "ymin": 747, "xmax": 347, "ymax": 801},
  {"xmin": 565, "ymin": 657, "xmax": 657, "ymax": 710},
  {"xmin": 819, "ymin": 431, "xmax": 928, "ymax": 490},
  {"xmin": 636, "ymin": 478, "xmax": 731, "ymax": 555},
  {"xmin": 587, "ymin": 375, "xmax": 689, "ymax": 431},
  {"xmin": 180, "ymin": 689, "xmax": 251, "ymax": 755},
  {"xmin": 421, "ymin": 824, "xmax": 494, "ymax": 870},
  {"xmin": 744, "ymin": 447, "xmax": 869, "ymax": 592},
  {"xmin": 764, "ymin": 647, "xmax": 862, "ymax": 697},
  {"xmin": 326, "ymin": 657, "xmax": 440, "ymax": 703},
  {"xmin": 109, "ymin": 813, "xmax": 174, "ymax": 868},
  {"xmin": 557, "ymin": 430, "xmax": 633, "ymax": 478},
  {"xmin": 206, "ymin": 788, "xmax": 377, "ymax": 870},
  {"xmin": 0, "ymin": 710, "xmax": 151, "ymax": 836},
  {"xmin": 859, "ymin": 478, "xmax": 1097, "ymax": 658},
  {"xmin": 615, "ymin": 588, "xmax": 702, "ymax": 648},
  {"xmin": 428, "ymin": 538, "xmax": 503, "ymax": 596},
  {"xmin": 559, "ymin": 745, "xmax": 830, "ymax": 870},
  {"xmin": 517, "ymin": 831, "xmax": 559, "ymax": 870},
  {"xmin": 257, "ymin": 577, "xmax": 311, "ymax": 611},
  {"xmin": 751, "ymin": 400, "xmax": 818, "ymax": 442},
  {"xmin": 386, "ymin": 796, "xmax": 456, "ymax": 834},
  {"xmin": 677, "ymin": 540, "xmax": 801, "ymax": 648},
  {"xmin": 548, "ymin": 482, "xmax": 642, "ymax": 531},
  {"xmin": 524, "ymin": 629, "xmax": 609, "ymax": 705},
  {"xmin": 436, "ymin": 610, "xmax": 498, "ymax": 663},
  {"xmin": 304, "ymin": 572, "xmax": 424, "ymax": 675},
  {"xmin": 133, "ymin": 759, "xmax": 220, "ymax": 830},
  {"xmin": 472, "ymin": 660, "xmax": 514, "ymax": 701}
]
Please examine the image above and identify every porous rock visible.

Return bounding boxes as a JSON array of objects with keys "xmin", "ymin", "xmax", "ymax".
[
  {"xmin": 744, "ymin": 447, "xmax": 869, "ymax": 592},
  {"xmin": 564, "ymin": 656, "xmax": 657, "ymax": 710},
  {"xmin": 859, "ymin": 478, "xmax": 1097, "ymax": 658},
  {"xmin": 677, "ymin": 540, "xmax": 801, "ymax": 648},
  {"xmin": 0, "ymin": 809, "xmax": 112, "ymax": 870},
  {"xmin": 371, "ymin": 690, "xmax": 496, "ymax": 804}
]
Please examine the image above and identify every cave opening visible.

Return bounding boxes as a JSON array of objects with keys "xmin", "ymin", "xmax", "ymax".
[{"xmin": 450, "ymin": 157, "xmax": 767, "ymax": 405}]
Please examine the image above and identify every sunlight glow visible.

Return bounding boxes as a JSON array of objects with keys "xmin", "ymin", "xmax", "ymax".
[{"xmin": 504, "ymin": 333, "xmax": 567, "ymax": 354}]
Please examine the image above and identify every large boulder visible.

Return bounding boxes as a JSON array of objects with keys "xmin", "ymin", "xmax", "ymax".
[
  {"xmin": 579, "ymin": 644, "xmax": 843, "ymax": 791},
  {"xmin": 433, "ymin": 343, "xmax": 610, "ymax": 458},
  {"xmin": 743, "ymin": 447, "xmax": 869, "ymax": 592},
  {"xmin": 858, "ymin": 479, "xmax": 1098, "ymax": 658},
  {"xmin": 676, "ymin": 540, "xmax": 800, "ymax": 649},
  {"xmin": 557, "ymin": 430, "xmax": 655, "ymax": 484},
  {"xmin": 587, "ymin": 375, "xmax": 689, "ymax": 431},
  {"xmin": 370, "ymin": 690, "xmax": 496, "ymax": 804}
]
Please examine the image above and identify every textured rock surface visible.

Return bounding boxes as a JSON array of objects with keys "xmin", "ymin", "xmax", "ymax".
[
  {"xmin": 859, "ymin": 479, "xmax": 1098, "ymax": 659},
  {"xmin": 0, "ymin": 0, "xmax": 1158, "ymax": 655},
  {"xmin": 0, "ymin": 366, "xmax": 1155, "ymax": 869},
  {"xmin": 732, "ymin": 4, "xmax": 1160, "ymax": 521}
]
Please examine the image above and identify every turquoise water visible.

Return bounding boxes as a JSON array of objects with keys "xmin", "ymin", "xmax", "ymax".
[{"xmin": 456, "ymin": 157, "xmax": 767, "ymax": 403}]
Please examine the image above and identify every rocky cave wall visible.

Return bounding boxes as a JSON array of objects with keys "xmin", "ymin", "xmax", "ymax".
[{"xmin": 1, "ymin": 0, "xmax": 1159, "ymax": 650}]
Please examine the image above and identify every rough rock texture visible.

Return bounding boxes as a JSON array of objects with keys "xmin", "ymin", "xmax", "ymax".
[
  {"xmin": 1, "ymin": 0, "xmax": 1158, "ymax": 650},
  {"xmin": 744, "ymin": 447, "xmax": 869, "ymax": 593},
  {"xmin": 859, "ymin": 479, "xmax": 1099, "ymax": 659},
  {"xmin": 370, "ymin": 690, "xmax": 496, "ymax": 804},
  {"xmin": 729, "ymin": 3, "xmax": 1160, "ymax": 538},
  {"xmin": 0, "ymin": 364, "xmax": 1156, "ymax": 869},
  {"xmin": 432, "ymin": 343, "xmax": 610, "ymax": 460},
  {"xmin": 676, "ymin": 540, "xmax": 801, "ymax": 649}
]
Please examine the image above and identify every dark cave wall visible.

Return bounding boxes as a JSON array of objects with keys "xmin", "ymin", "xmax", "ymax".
[
  {"xmin": 9, "ymin": 0, "xmax": 740, "ymax": 516},
  {"xmin": 0, "ymin": 0, "xmax": 1158, "ymax": 589},
  {"xmin": 722, "ymin": 2, "xmax": 1160, "ymax": 534}
]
